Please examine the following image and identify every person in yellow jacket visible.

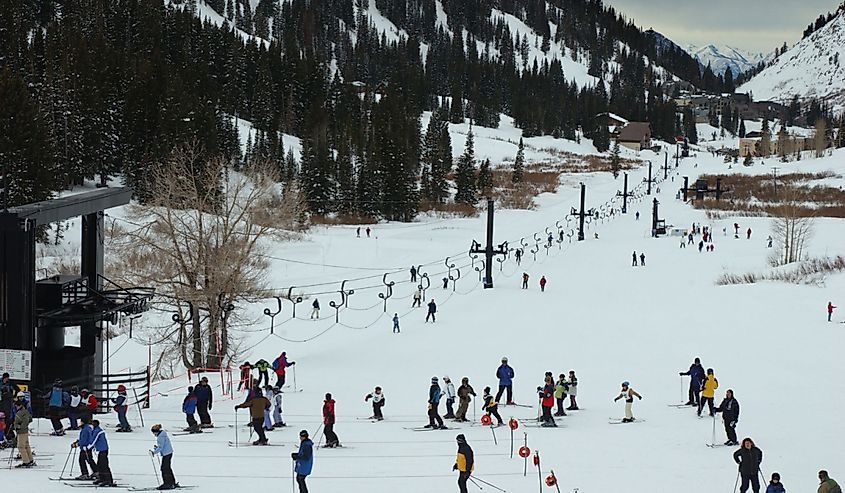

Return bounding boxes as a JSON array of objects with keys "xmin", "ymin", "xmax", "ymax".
[
  {"xmin": 453, "ymin": 434, "xmax": 474, "ymax": 493},
  {"xmin": 698, "ymin": 368, "xmax": 719, "ymax": 417}
]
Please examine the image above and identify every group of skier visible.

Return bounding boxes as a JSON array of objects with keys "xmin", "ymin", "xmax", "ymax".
[{"xmin": 521, "ymin": 273, "xmax": 548, "ymax": 292}]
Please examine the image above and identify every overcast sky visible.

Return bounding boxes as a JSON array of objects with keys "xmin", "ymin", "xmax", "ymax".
[{"xmin": 609, "ymin": 0, "xmax": 841, "ymax": 53}]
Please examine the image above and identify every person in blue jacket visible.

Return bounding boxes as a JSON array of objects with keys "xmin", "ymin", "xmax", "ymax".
[
  {"xmin": 150, "ymin": 424, "xmax": 177, "ymax": 490},
  {"xmin": 425, "ymin": 376, "xmax": 445, "ymax": 429},
  {"xmin": 44, "ymin": 379, "xmax": 69, "ymax": 435},
  {"xmin": 679, "ymin": 357, "xmax": 705, "ymax": 407},
  {"xmin": 112, "ymin": 385, "xmax": 131, "ymax": 432},
  {"xmin": 495, "ymin": 357, "xmax": 515, "ymax": 405},
  {"xmin": 88, "ymin": 420, "xmax": 114, "ymax": 487},
  {"xmin": 71, "ymin": 416, "xmax": 99, "ymax": 480},
  {"xmin": 291, "ymin": 429, "xmax": 314, "ymax": 493},
  {"xmin": 182, "ymin": 387, "xmax": 200, "ymax": 433}
]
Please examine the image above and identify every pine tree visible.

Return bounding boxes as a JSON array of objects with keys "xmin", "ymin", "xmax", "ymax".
[
  {"xmin": 610, "ymin": 140, "xmax": 621, "ymax": 179},
  {"xmin": 593, "ymin": 122, "xmax": 610, "ymax": 152},
  {"xmin": 512, "ymin": 137, "xmax": 525, "ymax": 183},
  {"xmin": 477, "ymin": 158, "xmax": 492, "ymax": 197},
  {"xmin": 759, "ymin": 117, "xmax": 772, "ymax": 157},
  {"xmin": 454, "ymin": 128, "xmax": 477, "ymax": 204},
  {"xmin": 739, "ymin": 119, "xmax": 747, "ymax": 138}
]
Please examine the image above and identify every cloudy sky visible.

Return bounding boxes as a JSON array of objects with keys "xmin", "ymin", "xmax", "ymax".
[{"xmin": 609, "ymin": 0, "xmax": 841, "ymax": 53}]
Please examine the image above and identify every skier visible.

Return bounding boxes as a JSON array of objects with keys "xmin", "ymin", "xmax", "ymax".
[
  {"xmin": 442, "ymin": 276, "xmax": 449, "ymax": 289},
  {"xmin": 640, "ymin": 253, "xmax": 646, "ymax": 266},
  {"xmin": 254, "ymin": 359, "xmax": 271, "ymax": 388},
  {"xmin": 767, "ymin": 236, "xmax": 773, "ymax": 248},
  {"xmin": 632, "ymin": 251, "xmax": 637, "ymax": 266},
  {"xmin": 238, "ymin": 361, "xmax": 252, "ymax": 391},
  {"xmin": 272, "ymin": 351, "xmax": 295, "ymax": 388},
  {"xmin": 443, "ymin": 376, "xmax": 456, "ymax": 419},
  {"xmin": 113, "ymin": 385, "xmax": 131, "ymax": 432},
  {"xmin": 410, "ymin": 266, "xmax": 417, "ymax": 282},
  {"xmin": 262, "ymin": 386, "xmax": 274, "ymax": 431},
  {"xmin": 235, "ymin": 389, "xmax": 271, "ymax": 445},
  {"xmin": 271, "ymin": 387, "xmax": 286, "ymax": 428},
  {"xmin": 613, "ymin": 381, "xmax": 642, "ymax": 423},
  {"xmin": 514, "ymin": 248, "xmax": 522, "ymax": 265},
  {"xmin": 291, "ymin": 430, "xmax": 314, "ymax": 493},
  {"xmin": 688, "ymin": 232, "xmax": 694, "ymax": 245},
  {"xmin": 356, "ymin": 227, "xmax": 361, "ymax": 238},
  {"xmin": 44, "ymin": 378, "xmax": 68, "ymax": 435},
  {"xmin": 426, "ymin": 299, "xmax": 437, "ymax": 323},
  {"xmin": 679, "ymin": 357, "xmax": 705, "ymax": 407},
  {"xmin": 537, "ymin": 376, "xmax": 556, "ymax": 427},
  {"xmin": 182, "ymin": 386, "xmax": 201, "ymax": 433},
  {"xmin": 365, "ymin": 387, "xmax": 385, "ymax": 420},
  {"xmin": 766, "ymin": 473, "xmax": 785, "ymax": 493},
  {"xmin": 412, "ymin": 289, "xmax": 422, "ymax": 307},
  {"xmin": 12, "ymin": 399, "xmax": 33, "ymax": 468},
  {"xmin": 715, "ymin": 389, "xmax": 740, "ymax": 445},
  {"xmin": 733, "ymin": 438, "xmax": 763, "ymax": 493},
  {"xmin": 553, "ymin": 374, "xmax": 568, "ymax": 416},
  {"xmin": 698, "ymin": 368, "xmax": 719, "ymax": 417},
  {"xmin": 699, "ymin": 240, "xmax": 705, "ymax": 252},
  {"xmin": 482, "ymin": 387, "xmax": 504, "ymax": 426},
  {"xmin": 425, "ymin": 376, "xmax": 445, "ymax": 429},
  {"xmin": 558, "ymin": 230, "xmax": 564, "ymax": 242},
  {"xmin": 636, "ymin": 211, "xmax": 640, "ymax": 220},
  {"xmin": 522, "ymin": 272, "xmax": 529, "ymax": 289},
  {"xmin": 734, "ymin": 223, "xmax": 740, "ymax": 235},
  {"xmin": 68, "ymin": 386, "xmax": 81, "ymax": 430},
  {"xmin": 366, "ymin": 227, "xmax": 371, "ymax": 238},
  {"xmin": 828, "ymin": 302, "xmax": 836, "ymax": 322},
  {"xmin": 454, "ymin": 434, "xmax": 474, "ymax": 493},
  {"xmin": 817, "ymin": 471, "xmax": 840, "ymax": 493},
  {"xmin": 322, "ymin": 393, "xmax": 340, "ymax": 447},
  {"xmin": 455, "ymin": 377, "xmax": 476, "ymax": 422},
  {"xmin": 547, "ymin": 233, "xmax": 553, "ymax": 247},
  {"xmin": 747, "ymin": 227, "xmax": 752, "ymax": 239},
  {"xmin": 194, "ymin": 376, "xmax": 213, "ymax": 428},
  {"xmin": 495, "ymin": 357, "xmax": 515, "ymax": 404},
  {"xmin": 150, "ymin": 424, "xmax": 177, "ymax": 490},
  {"xmin": 80, "ymin": 388, "xmax": 97, "ymax": 423},
  {"xmin": 566, "ymin": 370, "xmax": 579, "ymax": 410},
  {"xmin": 310, "ymin": 299, "xmax": 320, "ymax": 319},
  {"xmin": 393, "ymin": 313, "xmax": 400, "ymax": 333},
  {"xmin": 89, "ymin": 420, "xmax": 114, "ymax": 486},
  {"xmin": 72, "ymin": 416, "xmax": 99, "ymax": 479},
  {"xmin": 539, "ymin": 276, "xmax": 547, "ymax": 292}
]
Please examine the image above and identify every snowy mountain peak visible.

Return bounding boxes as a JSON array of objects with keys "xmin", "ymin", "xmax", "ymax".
[
  {"xmin": 739, "ymin": 8, "xmax": 845, "ymax": 111},
  {"xmin": 686, "ymin": 43, "xmax": 770, "ymax": 76}
]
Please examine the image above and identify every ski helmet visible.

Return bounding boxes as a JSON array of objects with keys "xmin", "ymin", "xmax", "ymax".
[
  {"xmin": 431, "ymin": 376, "xmax": 439, "ymax": 383},
  {"xmin": 622, "ymin": 381, "xmax": 629, "ymax": 387},
  {"xmin": 456, "ymin": 434, "xmax": 466, "ymax": 443},
  {"xmin": 299, "ymin": 430, "xmax": 309, "ymax": 438},
  {"xmin": 501, "ymin": 357, "xmax": 508, "ymax": 363},
  {"xmin": 117, "ymin": 384, "xmax": 126, "ymax": 392}
]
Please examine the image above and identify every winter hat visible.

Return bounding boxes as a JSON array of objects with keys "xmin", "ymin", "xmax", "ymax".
[
  {"xmin": 484, "ymin": 386, "xmax": 491, "ymax": 393},
  {"xmin": 117, "ymin": 384, "xmax": 126, "ymax": 392},
  {"xmin": 187, "ymin": 386, "xmax": 194, "ymax": 393},
  {"xmin": 771, "ymin": 473, "xmax": 780, "ymax": 481},
  {"xmin": 456, "ymin": 434, "xmax": 466, "ymax": 443},
  {"xmin": 299, "ymin": 430, "xmax": 309, "ymax": 438},
  {"xmin": 707, "ymin": 368, "xmax": 714, "ymax": 374},
  {"xmin": 431, "ymin": 376, "xmax": 439, "ymax": 383},
  {"xmin": 325, "ymin": 393, "xmax": 332, "ymax": 400},
  {"xmin": 461, "ymin": 377, "xmax": 469, "ymax": 383},
  {"xmin": 501, "ymin": 357, "xmax": 508, "ymax": 363},
  {"xmin": 443, "ymin": 375, "xmax": 450, "ymax": 382},
  {"xmin": 694, "ymin": 357, "xmax": 701, "ymax": 364},
  {"xmin": 621, "ymin": 381, "xmax": 630, "ymax": 387}
]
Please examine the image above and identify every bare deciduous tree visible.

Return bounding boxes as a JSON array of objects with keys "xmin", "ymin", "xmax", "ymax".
[
  {"xmin": 770, "ymin": 193, "xmax": 814, "ymax": 267},
  {"xmin": 814, "ymin": 118, "xmax": 828, "ymax": 158},
  {"xmin": 111, "ymin": 142, "xmax": 306, "ymax": 372}
]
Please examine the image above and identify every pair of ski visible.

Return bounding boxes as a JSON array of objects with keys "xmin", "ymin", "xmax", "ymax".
[
  {"xmin": 63, "ymin": 483, "xmax": 195, "ymax": 491},
  {"xmin": 404, "ymin": 426, "xmax": 451, "ymax": 431},
  {"xmin": 227, "ymin": 441, "xmax": 283, "ymax": 447},
  {"xmin": 171, "ymin": 431, "xmax": 211, "ymax": 437},
  {"xmin": 608, "ymin": 418, "xmax": 646, "ymax": 424}
]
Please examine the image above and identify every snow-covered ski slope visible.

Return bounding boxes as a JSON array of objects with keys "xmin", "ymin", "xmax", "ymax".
[{"xmin": 18, "ymin": 148, "xmax": 845, "ymax": 492}]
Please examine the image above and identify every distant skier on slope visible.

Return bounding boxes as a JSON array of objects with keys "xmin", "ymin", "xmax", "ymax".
[
  {"xmin": 522, "ymin": 272, "xmax": 529, "ymax": 289},
  {"xmin": 365, "ymin": 387, "xmax": 385, "ymax": 421},
  {"xmin": 715, "ymin": 389, "xmax": 740, "ymax": 446},
  {"xmin": 566, "ymin": 370, "xmax": 579, "ymax": 410},
  {"xmin": 453, "ymin": 434, "xmax": 474, "ymax": 493},
  {"xmin": 613, "ymin": 381, "xmax": 642, "ymax": 423},
  {"xmin": 426, "ymin": 299, "xmax": 437, "ymax": 323},
  {"xmin": 679, "ymin": 357, "xmax": 705, "ymax": 407},
  {"xmin": 425, "ymin": 377, "xmax": 445, "ymax": 429},
  {"xmin": 443, "ymin": 376, "xmax": 456, "ymax": 419},
  {"xmin": 537, "ymin": 376, "xmax": 556, "ymax": 427},
  {"xmin": 322, "ymin": 393, "xmax": 340, "ymax": 447},
  {"xmin": 828, "ymin": 302, "xmax": 836, "ymax": 322},
  {"xmin": 554, "ymin": 374, "xmax": 568, "ymax": 416},
  {"xmin": 632, "ymin": 251, "xmax": 638, "ymax": 266},
  {"xmin": 698, "ymin": 368, "xmax": 719, "ymax": 417},
  {"xmin": 482, "ymin": 387, "xmax": 504, "ymax": 426},
  {"xmin": 413, "ymin": 289, "xmax": 422, "ymax": 307},
  {"xmin": 272, "ymin": 352, "xmax": 295, "ymax": 388},
  {"xmin": 733, "ymin": 438, "xmax": 763, "ymax": 493},
  {"xmin": 539, "ymin": 276, "xmax": 547, "ymax": 292},
  {"xmin": 454, "ymin": 377, "xmax": 476, "ymax": 422}
]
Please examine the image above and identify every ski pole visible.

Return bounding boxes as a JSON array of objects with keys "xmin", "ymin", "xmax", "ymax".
[
  {"xmin": 490, "ymin": 424, "xmax": 497, "ymax": 445},
  {"xmin": 150, "ymin": 450, "xmax": 161, "ymax": 486},
  {"xmin": 293, "ymin": 365, "xmax": 297, "ymax": 392},
  {"xmin": 7, "ymin": 444, "xmax": 17, "ymax": 469},
  {"xmin": 70, "ymin": 446, "xmax": 77, "ymax": 477},
  {"xmin": 473, "ymin": 398, "xmax": 476, "ymax": 423},
  {"xmin": 234, "ymin": 408, "xmax": 238, "ymax": 448},
  {"xmin": 535, "ymin": 451, "xmax": 542, "ymax": 493},
  {"xmin": 59, "ymin": 445, "xmax": 74, "ymax": 478},
  {"xmin": 292, "ymin": 460, "xmax": 295, "ymax": 493},
  {"xmin": 132, "ymin": 388, "xmax": 145, "ymax": 428},
  {"xmin": 733, "ymin": 469, "xmax": 740, "ymax": 493},
  {"xmin": 467, "ymin": 475, "xmax": 483, "ymax": 490},
  {"xmin": 523, "ymin": 433, "xmax": 528, "ymax": 477},
  {"xmin": 711, "ymin": 414, "xmax": 716, "ymax": 446},
  {"xmin": 509, "ymin": 419, "xmax": 513, "ymax": 459},
  {"xmin": 550, "ymin": 469, "xmax": 562, "ymax": 493},
  {"xmin": 472, "ymin": 475, "xmax": 507, "ymax": 492},
  {"xmin": 681, "ymin": 375, "xmax": 685, "ymax": 404}
]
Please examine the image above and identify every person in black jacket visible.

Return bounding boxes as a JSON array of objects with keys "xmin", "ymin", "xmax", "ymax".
[
  {"xmin": 425, "ymin": 377, "xmax": 444, "ymax": 429},
  {"xmin": 715, "ymin": 389, "xmax": 740, "ymax": 445},
  {"xmin": 453, "ymin": 434, "xmax": 474, "ymax": 493},
  {"xmin": 679, "ymin": 357, "xmax": 705, "ymax": 407},
  {"xmin": 733, "ymin": 437, "xmax": 763, "ymax": 493},
  {"xmin": 194, "ymin": 377, "xmax": 213, "ymax": 428}
]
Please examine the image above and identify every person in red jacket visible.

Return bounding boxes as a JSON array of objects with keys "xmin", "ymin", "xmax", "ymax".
[
  {"xmin": 322, "ymin": 393, "xmax": 340, "ymax": 448},
  {"xmin": 272, "ymin": 352, "xmax": 295, "ymax": 389},
  {"xmin": 537, "ymin": 376, "xmax": 557, "ymax": 427},
  {"xmin": 539, "ymin": 276, "xmax": 547, "ymax": 292},
  {"xmin": 80, "ymin": 389, "xmax": 98, "ymax": 422},
  {"xmin": 828, "ymin": 301, "xmax": 836, "ymax": 322}
]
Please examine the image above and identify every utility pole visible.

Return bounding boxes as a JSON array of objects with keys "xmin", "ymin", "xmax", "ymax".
[
  {"xmin": 771, "ymin": 167, "xmax": 779, "ymax": 199},
  {"xmin": 643, "ymin": 161, "xmax": 656, "ymax": 195},
  {"xmin": 651, "ymin": 198, "xmax": 661, "ymax": 237},
  {"xmin": 470, "ymin": 199, "xmax": 508, "ymax": 289},
  {"xmin": 617, "ymin": 173, "xmax": 630, "ymax": 214},
  {"xmin": 662, "ymin": 153, "xmax": 671, "ymax": 179},
  {"xmin": 570, "ymin": 183, "xmax": 592, "ymax": 241}
]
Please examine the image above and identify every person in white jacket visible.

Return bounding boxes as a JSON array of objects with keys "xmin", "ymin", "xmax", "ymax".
[
  {"xmin": 443, "ymin": 376, "xmax": 457, "ymax": 419},
  {"xmin": 272, "ymin": 387, "xmax": 285, "ymax": 428}
]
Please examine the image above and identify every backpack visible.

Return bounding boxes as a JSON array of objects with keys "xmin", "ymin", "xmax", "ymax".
[{"xmin": 272, "ymin": 358, "xmax": 280, "ymax": 371}]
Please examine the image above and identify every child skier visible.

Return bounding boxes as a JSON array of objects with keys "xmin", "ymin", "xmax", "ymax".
[
  {"xmin": 322, "ymin": 393, "xmax": 340, "ymax": 447},
  {"xmin": 272, "ymin": 387, "xmax": 286, "ymax": 428},
  {"xmin": 182, "ymin": 387, "xmax": 201, "ymax": 433},
  {"xmin": 613, "ymin": 381, "xmax": 642, "ymax": 423},
  {"xmin": 566, "ymin": 370, "xmax": 578, "ymax": 410},
  {"xmin": 537, "ymin": 376, "xmax": 556, "ymax": 427},
  {"xmin": 554, "ymin": 374, "xmax": 568, "ymax": 416},
  {"xmin": 766, "ymin": 473, "xmax": 785, "ymax": 493},
  {"xmin": 482, "ymin": 387, "xmax": 504, "ymax": 426},
  {"xmin": 150, "ymin": 424, "xmax": 177, "ymax": 490},
  {"xmin": 443, "ymin": 376, "xmax": 456, "ymax": 419},
  {"xmin": 365, "ymin": 387, "xmax": 385, "ymax": 420},
  {"xmin": 113, "ymin": 385, "xmax": 131, "ymax": 432}
]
